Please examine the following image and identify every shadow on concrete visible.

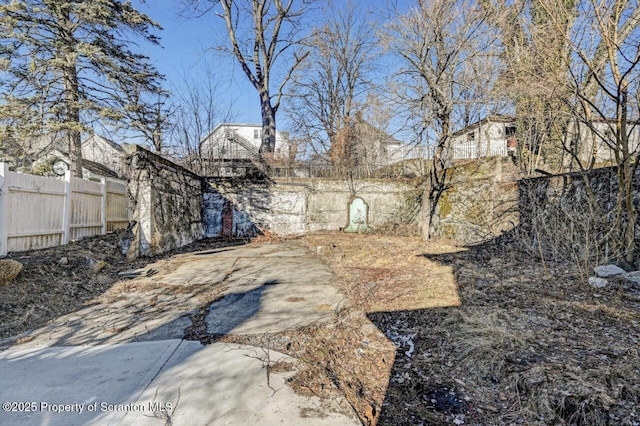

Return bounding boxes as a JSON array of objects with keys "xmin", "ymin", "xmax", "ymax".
[
  {"xmin": 159, "ymin": 281, "xmax": 276, "ymax": 345},
  {"xmin": 193, "ymin": 246, "xmax": 242, "ymax": 256},
  {"xmin": 0, "ymin": 279, "xmax": 275, "ymax": 425},
  {"xmin": 0, "ymin": 236, "xmax": 250, "ymax": 351}
]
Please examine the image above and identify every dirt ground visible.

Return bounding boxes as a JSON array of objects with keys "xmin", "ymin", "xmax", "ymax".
[
  {"xmin": 293, "ymin": 231, "xmax": 640, "ymax": 426},
  {"xmin": 1, "ymin": 230, "xmax": 640, "ymax": 425}
]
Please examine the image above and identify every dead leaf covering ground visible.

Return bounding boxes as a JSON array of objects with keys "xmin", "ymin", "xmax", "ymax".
[
  {"xmin": 293, "ymin": 232, "xmax": 640, "ymax": 426},
  {"xmin": 2, "ymin": 229, "xmax": 640, "ymax": 426}
]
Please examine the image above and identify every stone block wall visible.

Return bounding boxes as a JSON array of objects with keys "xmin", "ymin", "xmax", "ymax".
[
  {"xmin": 427, "ymin": 156, "xmax": 640, "ymax": 264},
  {"xmin": 126, "ymin": 145, "xmax": 204, "ymax": 258},
  {"xmin": 516, "ymin": 165, "xmax": 639, "ymax": 264},
  {"xmin": 429, "ymin": 157, "xmax": 520, "ymax": 243}
]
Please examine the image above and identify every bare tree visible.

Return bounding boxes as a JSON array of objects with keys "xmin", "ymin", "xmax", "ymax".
[
  {"xmin": 382, "ymin": 0, "xmax": 499, "ymax": 239},
  {"xmin": 540, "ymin": 0, "xmax": 640, "ymax": 266},
  {"xmin": 170, "ymin": 65, "xmax": 236, "ymax": 173},
  {"xmin": 285, "ymin": 3, "xmax": 379, "ymax": 170},
  {"xmin": 191, "ymin": 0, "xmax": 309, "ymax": 160},
  {"xmin": 488, "ymin": 0, "xmax": 640, "ymax": 267},
  {"xmin": 124, "ymin": 89, "xmax": 173, "ymax": 153},
  {"xmin": 483, "ymin": 0, "xmax": 578, "ymax": 174}
]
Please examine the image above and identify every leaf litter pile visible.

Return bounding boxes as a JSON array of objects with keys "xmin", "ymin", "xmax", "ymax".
[{"xmin": 1, "ymin": 229, "xmax": 640, "ymax": 425}]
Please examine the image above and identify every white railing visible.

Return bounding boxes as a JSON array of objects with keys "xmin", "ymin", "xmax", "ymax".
[
  {"xmin": 389, "ymin": 145, "xmax": 436, "ymax": 162},
  {"xmin": 0, "ymin": 163, "xmax": 129, "ymax": 256},
  {"xmin": 389, "ymin": 141, "xmax": 507, "ymax": 163},
  {"xmin": 450, "ymin": 141, "xmax": 508, "ymax": 159}
]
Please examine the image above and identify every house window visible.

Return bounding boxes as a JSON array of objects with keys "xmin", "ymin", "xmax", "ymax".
[
  {"xmin": 505, "ymin": 126, "xmax": 516, "ymax": 138},
  {"xmin": 254, "ymin": 129, "xmax": 261, "ymax": 139},
  {"xmin": 466, "ymin": 132, "xmax": 475, "ymax": 142}
]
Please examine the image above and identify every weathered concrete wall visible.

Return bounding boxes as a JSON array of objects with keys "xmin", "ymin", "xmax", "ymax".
[
  {"xmin": 123, "ymin": 145, "xmax": 418, "ymax": 253},
  {"xmin": 127, "ymin": 146, "xmax": 203, "ymax": 257},
  {"xmin": 429, "ymin": 157, "xmax": 520, "ymax": 243},
  {"xmin": 204, "ymin": 178, "xmax": 418, "ymax": 237}
]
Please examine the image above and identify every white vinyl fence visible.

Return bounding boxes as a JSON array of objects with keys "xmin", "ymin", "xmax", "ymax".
[{"xmin": 0, "ymin": 163, "xmax": 129, "ymax": 256}]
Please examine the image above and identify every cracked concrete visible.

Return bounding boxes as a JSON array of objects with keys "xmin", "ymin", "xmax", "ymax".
[{"xmin": 0, "ymin": 241, "xmax": 360, "ymax": 425}]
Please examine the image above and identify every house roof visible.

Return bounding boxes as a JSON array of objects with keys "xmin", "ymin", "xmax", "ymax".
[
  {"xmin": 82, "ymin": 134, "xmax": 124, "ymax": 152},
  {"xmin": 48, "ymin": 148, "xmax": 120, "ymax": 178},
  {"xmin": 344, "ymin": 118, "xmax": 404, "ymax": 146},
  {"xmin": 22, "ymin": 132, "xmax": 124, "ymax": 156},
  {"xmin": 80, "ymin": 158, "xmax": 119, "ymax": 178},
  {"xmin": 451, "ymin": 115, "xmax": 516, "ymax": 137},
  {"xmin": 202, "ymin": 123, "xmax": 288, "ymax": 143}
]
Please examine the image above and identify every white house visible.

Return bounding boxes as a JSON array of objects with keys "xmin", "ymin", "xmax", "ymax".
[
  {"xmin": 34, "ymin": 133, "xmax": 124, "ymax": 178},
  {"xmin": 448, "ymin": 115, "xmax": 640, "ymax": 168},
  {"xmin": 4, "ymin": 132, "xmax": 125, "ymax": 178},
  {"xmin": 200, "ymin": 123, "xmax": 290, "ymax": 161},
  {"xmin": 33, "ymin": 148, "xmax": 121, "ymax": 180},
  {"xmin": 81, "ymin": 134, "xmax": 126, "ymax": 175},
  {"xmin": 565, "ymin": 119, "xmax": 640, "ymax": 166},
  {"xmin": 448, "ymin": 115, "xmax": 514, "ymax": 160}
]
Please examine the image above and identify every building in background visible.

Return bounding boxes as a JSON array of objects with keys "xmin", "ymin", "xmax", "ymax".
[
  {"xmin": 447, "ymin": 115, "xmax": 514, "ymax": 161},
  {"xmin": 199, "ymin": 123, "xmax": 291, "ymax": 176}
]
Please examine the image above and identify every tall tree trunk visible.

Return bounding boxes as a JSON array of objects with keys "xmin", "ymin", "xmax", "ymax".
[
  {"xmin": 60, "ymin": 10, "xmax": 83, "ymax": 178},
  {"xmin": 619, "ymin": 80, "xmax": 637, "ymax": 266},
  {"xmin": 259, "ymin": 90, "xmax": 276, "ymax": 156},
  {"xmin": 64, "ymin": 70, "xmax": 83, "ymax": 179},
  {"xmin": 424, "ymin": 115, "xmax": 450, "ymax": 240}
]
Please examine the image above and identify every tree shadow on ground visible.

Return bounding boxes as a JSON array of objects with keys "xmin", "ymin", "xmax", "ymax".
[
  {"xmin": 0, "ymin": 235, "xmax": 248, "ymax": 348},
  {"xmin": 367, "ymin": 234, "xmax": 640, "ymax": 425},
  {"xmin": 0, "ymin": 280, "xmax": 279, "ymax": 426}
]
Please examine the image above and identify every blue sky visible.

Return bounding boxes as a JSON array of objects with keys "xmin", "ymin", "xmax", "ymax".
[
  {"xmin": 132, "ymin": 1, "xmax": 255, "ymax": 121},
  {"xmin": 132, "ymin": 0, "xmax": 398, "ymax": 127}
]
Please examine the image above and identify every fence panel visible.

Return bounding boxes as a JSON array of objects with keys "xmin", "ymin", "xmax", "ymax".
[
  {"xmin": 450, "ymin": 141, "xmax": 507, "ymax": 160},
  {"xmin": 106, "ymin": 179, "xmax": 129, "ymax": 232},
  {"xmin": 453, "ymin": 142, "xmax": 478, "ymax": 159},
  {"xmin": 0, "ymin": 166, "xmax": 66, "ymax": 253},
  {"xmin": 69, "ymin": 177, "xmax": 103, "ymax": 241},
  {"xmin": 0, "ymin": 163, "xmax": 129, "ymax": 256}
]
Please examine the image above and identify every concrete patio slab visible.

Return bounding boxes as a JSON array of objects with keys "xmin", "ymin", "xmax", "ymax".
[
  {"xmin": 0, "ymin": 241, "xmax": 360, "ymax": 425},
  {"xmin": 0, "ymin": 340, "xmax": 359, "ymax": 426},
  {"xmin": 205, "ymin": 282, "xmax": 342, "ymax": 335},
  {"xmin": 0, "ymin": 340, "xmax": 182, "ymax": 426},
  {"xmin": 95, "ymin": 342, "xmax": 359, "ymax": 425}
]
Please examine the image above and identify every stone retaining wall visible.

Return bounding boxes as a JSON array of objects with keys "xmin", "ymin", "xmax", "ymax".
[
  {"xmin": 125, "ymin": 145, "xmax": 418, "ymax": 256},
  {"xmin": 204, "ymin": 178, "xmax": 418, "ymax": 237},
  {"xmin": 428, "ymin": 157, "xmax": 639, "ymax": 263},
  {"xmin": 429, "ymin": 157, "xmax": 520, "ymax": 243},
  {"xmin": 516, "ymin": 165, "xmax": 640, "ymax": 264}
]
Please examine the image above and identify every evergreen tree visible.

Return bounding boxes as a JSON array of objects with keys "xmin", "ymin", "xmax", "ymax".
[{"xmin": 0, "ymin": 0, "xmax": 164, "ymax": 177}]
